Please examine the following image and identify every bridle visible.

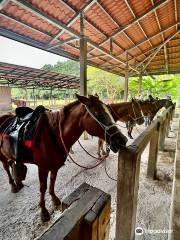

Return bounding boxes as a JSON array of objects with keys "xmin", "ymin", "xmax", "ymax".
[
  {"xmin": 58, "ymin": 103, "xmax": 125, "ymax": 169},
  {"xmin": 131, "ymin": 100, "xmax": 144, "ymax": 122},
  {"xmin": 84, "ymin": 105, "xmax": 121, "ymax": 141}
]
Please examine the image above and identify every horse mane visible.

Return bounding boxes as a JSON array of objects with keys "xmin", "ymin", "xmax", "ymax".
[{"xmin": 46, "ymin": 100, "xmax": 81, "ymax": 130}]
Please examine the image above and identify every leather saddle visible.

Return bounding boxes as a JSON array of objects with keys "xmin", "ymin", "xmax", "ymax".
[{"xmin": 4, "ymin": 105, "xmax": 47, "ymax": 160}]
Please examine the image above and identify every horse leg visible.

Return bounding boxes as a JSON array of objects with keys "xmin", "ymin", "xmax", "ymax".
[
  {"xmin": 97, "ymin": 138, "xmax": 101, "ymax": 157},
  {"xmin": 49, "ymin": 170, "xmax": 61, "ymax": 207},
  {"xmin": 101, "ymin": 141, "xmax": 106, "ymax": 155},
  {"xmin": 38, "ymin": 168, "xmax": 50, "ymax": 222},
  {"xmin": 2, "ymin": 160, "xmax": 18, "ymax": 193},
  {"xmin": 127, "ymin": 122, "xmax": 133, "ymax": 139}
]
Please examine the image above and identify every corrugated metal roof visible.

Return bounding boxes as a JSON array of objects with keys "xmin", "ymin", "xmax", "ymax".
[
  {"xmin": 0, "ymin": 62, "xmax": 80, "ymax": 89},
  {"xmin": 0, "ymin": 0, "xmax": 179, "ymax": 76}
]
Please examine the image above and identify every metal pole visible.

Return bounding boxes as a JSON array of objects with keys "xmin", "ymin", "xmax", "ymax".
[
  {"xmin": 138, "ymin": 74, "xmax": 142, "ymax": 97},
  {"xmin": 124, "ymin": 52, "xmax": 129, "ymax": 101}
]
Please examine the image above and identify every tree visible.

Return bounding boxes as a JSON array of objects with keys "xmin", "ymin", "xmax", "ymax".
[{"xmin": 129, "ymin": 75, "xmax": 180, "ymax": 100}]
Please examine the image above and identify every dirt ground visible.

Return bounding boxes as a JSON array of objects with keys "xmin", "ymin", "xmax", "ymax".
[{"xmin": 0, "ymin": 116, "xmax": 179, "ymax": 240}]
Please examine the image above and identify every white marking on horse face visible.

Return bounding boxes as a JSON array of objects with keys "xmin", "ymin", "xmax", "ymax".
[{"xmin": 102, "ymin": 103, "xmax": 115, "ymax": 123}]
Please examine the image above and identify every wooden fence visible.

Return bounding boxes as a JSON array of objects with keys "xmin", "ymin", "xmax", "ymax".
[
  {"xmin": 38, "ymin": 183, "xmax": 111, "ymax": 240},
  {"xmin": 168, "ymin": 118, "xmax": 180, "ymax": 240},
  {"xmin": 116, "ymin": 104, "xmax": 175, "ymax": 240}
]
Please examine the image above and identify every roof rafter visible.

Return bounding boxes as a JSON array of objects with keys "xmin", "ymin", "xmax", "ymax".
[{"xmin": 142, "ymin": 29, "xmax": 180, "ymax": 71}]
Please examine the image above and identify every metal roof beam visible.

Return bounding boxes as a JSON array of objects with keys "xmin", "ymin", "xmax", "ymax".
[
  {"xmin": 164, "ymin": 44, "xmax": 169, "ymax": 73},
  {"xmin": 60, "ymin": 0, "xmax": 141, "ymax": 65},
  {"xmin": 0, "ymin": 27, "xmax": 79, "ymax": 61},
  {"xmin": 142, "ymin": 30, "xmax": 180, "ymax": 71},
  {"xmin": 48, "ymin": 0, "xmax": 96, "ymax": 44},
  {"xmin": 46, "ymin": 37, "xmax": 76, "ymax": 50},
  {"xmin": 151, "ymin": 0, "xmax": 165, "ymax": 41},
  {"xmin": 124, "ymin": 21, "xmax": 179, "ymax": 53},
  {"xmin": 98, "ymin": 0, "xmax": 169, "ymax": 45},
  {"xmin": 124, "ymin": 0, "xmax": 153, "ymax": 48},
  {"xmin": 10, "ymin": 0, "xmax": 139, "ymax": 73}
]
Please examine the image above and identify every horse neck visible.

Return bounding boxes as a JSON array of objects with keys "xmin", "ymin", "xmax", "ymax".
[
  {"xmin": 109, "ymin": 102, "xmax": 132, "ymax": 121},
  {"xmin": 46, "ymin": 105, "xmax": 84, "ymax": 151}
]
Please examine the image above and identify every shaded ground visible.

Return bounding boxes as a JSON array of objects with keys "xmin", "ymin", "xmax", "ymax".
[{"xmin": 0, "ymin": 117, "xmax": 178, "ymax": 240}]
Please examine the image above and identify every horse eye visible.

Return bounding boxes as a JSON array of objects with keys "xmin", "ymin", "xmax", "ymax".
[{"xmin": 94, "ymin": 111, "xmax": 98, "ymax": 116}]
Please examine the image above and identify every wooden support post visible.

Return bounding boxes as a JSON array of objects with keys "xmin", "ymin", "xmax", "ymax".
[
  {"xmin": 80, "ymin": 13, "xmax": 87, "ymax": 97},
  {"xmin": 124, "ymin": 72, "xmax": 128, "ymax": 102},
  {"xmin": 147, "ymin": 124, "xmax": 160, "ymax": 179},
  {"xmin": 159, "ymin": 118, "xmax": 167, "ymax": 151},
  {"xmin": 166, "ymin": 113, "xmax": 171, "ymax": 137},
  {"xmin": 33, "ymin": 87, "xmax": 36, "ymax": 108},
  {"xmin": 168, "ymin": 120, "xmax": 180, "ymax": 240},
  {"xmin": 116, "ymin": 149, "xmax": 141, "ymax": 240},
  {"xmin": 80, "ymin": 13, "xmax": 88, "ymax": 140},
  {"xmin": 138, "ymin": 74, "xmax": 142, "ymax": 97}
]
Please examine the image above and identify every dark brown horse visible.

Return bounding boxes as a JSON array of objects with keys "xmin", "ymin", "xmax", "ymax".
[
  {"xmin": 126, "ymin": 96, "xmax": 174, "ymax": 138},
  {"xmin": 97, "ymin": 99, "xmax": 144, "ymax": 156},
  {"xmin": 0, "ymin": 94, "xmax": 127, "ymax": 221}
]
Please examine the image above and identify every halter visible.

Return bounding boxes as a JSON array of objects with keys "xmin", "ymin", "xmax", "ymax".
[
  {"xmin": 84, "ymin": 105, "xmax": 121, "ymax": 140},
  {"xmin": 58, "ymin": 103, "xmax": 124, "ymax": 170},
  {"xmin": 131, "ymin": 101, "xmax": 144, "ymax": 122}
]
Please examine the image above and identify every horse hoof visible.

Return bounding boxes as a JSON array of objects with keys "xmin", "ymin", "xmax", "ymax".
[
  {"xmin": 11, "ymin": 185, "xmax": 19, "ymax": 193},
  {"xmin": 41, "ymin": 209, "xmax": 50, "ymax": 222},
  {"xmin": 16, "ymin": 182, "xmax": 24, "ymax": 191},
  {"xmin": 52, "ymin": 195, "xmax": 61, "ymax": 206}
]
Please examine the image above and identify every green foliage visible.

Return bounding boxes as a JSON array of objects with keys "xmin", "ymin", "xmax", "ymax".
[
  {"xmin": 87, "ymin": 66, "xmax": 124, "ymax": 100},
  {"xmin": 129, "ymin": 75, "xmax": 180, "ymax": 100},
  {"xmin": 10, "ymin": 59, "xmax": 180, "ymax": 102},
  {"xmin": 42, "ymin": 60, "xmax": 80, "ymax": 77}
]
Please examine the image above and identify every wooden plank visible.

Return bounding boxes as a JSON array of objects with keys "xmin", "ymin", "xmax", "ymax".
[
  {"xmin": 116, "ymin": 149, "xmax": 141, "ymax": 240},
  {"xmin": 62, "ymin": 182, "xmax": 92, "ymax": 211},
  {"xmin": 62, "ymin": 183, "xmax": 111, "ymax": 240},
  {"xmin": 39, "ymin": 187, "xmax": 103, "ymax": 240},
  {"xmin": 81, "ymin": 193, "xmax": 111, "ymax": 240},
  {"xmin": 159, "ymin": 118, "xmax": 167, "ymax": 151},
  {"xmin": 147, "ymin": 124, "xmax": 160, "ymax": 179}
]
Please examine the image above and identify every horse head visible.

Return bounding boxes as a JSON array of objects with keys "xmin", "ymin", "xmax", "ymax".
[
  {"xmin": 131, "ymin": 99, "xmax": 144, "ymax": 125},
  {"xmin": 76, "ymin": 94, "xmax": 127, "ymax": 153}
]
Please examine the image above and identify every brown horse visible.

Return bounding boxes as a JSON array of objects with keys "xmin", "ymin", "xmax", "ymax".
[
  {"xmin": 0, "ymin": 94, "xmax": 127, "ymax": 221},
  {"xmin": 97, "ymin": 99, "xmax": 144, "ymax": 156},
  {"xmin": 126, "ymin": 96, "xmax": 174, "ymax": 137}
]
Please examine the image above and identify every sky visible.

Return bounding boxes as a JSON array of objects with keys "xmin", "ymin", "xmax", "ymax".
[{"xmin": 0, "ymin": 36, "xmax": 67, "ymax": 68}]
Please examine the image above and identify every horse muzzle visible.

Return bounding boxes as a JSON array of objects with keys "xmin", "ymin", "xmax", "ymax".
[
  {"xmin": 136, "ymin": 117, "xmax": 144, "ymax": 125},
  {"xmin": 108, "ymin": 132, "xmax": 128, "ymax": 153}
]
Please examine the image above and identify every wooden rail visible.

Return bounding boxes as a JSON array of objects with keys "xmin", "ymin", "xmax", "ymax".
[
  {"xmin": 38, "ymin": 183, "xmax": 111, "ymax": 240},
  {"xmin": 116, "ymin": 104, "xmax": 175, "ymax": 240},
  {"xmin": 168, "ymin": 118, "xmax": 180, "ymax": 240}
]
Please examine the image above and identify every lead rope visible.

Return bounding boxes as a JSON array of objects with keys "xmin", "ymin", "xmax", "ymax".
[{"xmin": 58, "ymin": 107, "xmax": 118, "ymax": 170}]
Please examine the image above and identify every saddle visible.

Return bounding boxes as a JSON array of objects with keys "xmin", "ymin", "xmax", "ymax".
[{"xmin": 4, "ymin": 105, "xmax": 47, "ymax": 160}]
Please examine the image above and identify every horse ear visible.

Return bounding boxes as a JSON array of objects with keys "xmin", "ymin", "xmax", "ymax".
[
  {"xmin": 131, "ymin": 98, "xmax": 134, "ymax": 102},
  {"xmin": 75, "ymin": 94, "xmax": 90, "ymax": 105}
]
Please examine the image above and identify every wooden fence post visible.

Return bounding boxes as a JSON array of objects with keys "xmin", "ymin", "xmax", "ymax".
[
  {"xmin": 168, "ymin": 119, "xmax": 180, "ymax": 240},
  {"xmin": 159, "ymin": 118, "xmax": 167, "ymax": 151},
  {"xmin": 116, "ymin": 149, "xmax": 141, "ymax": 240},
  {"xmin": 147, "ymin": 123, "xmax": 160, "ymax": 179},
  {"xmin": 166, "ymin": 113, "xmax": 171, "ymax": 137}
]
